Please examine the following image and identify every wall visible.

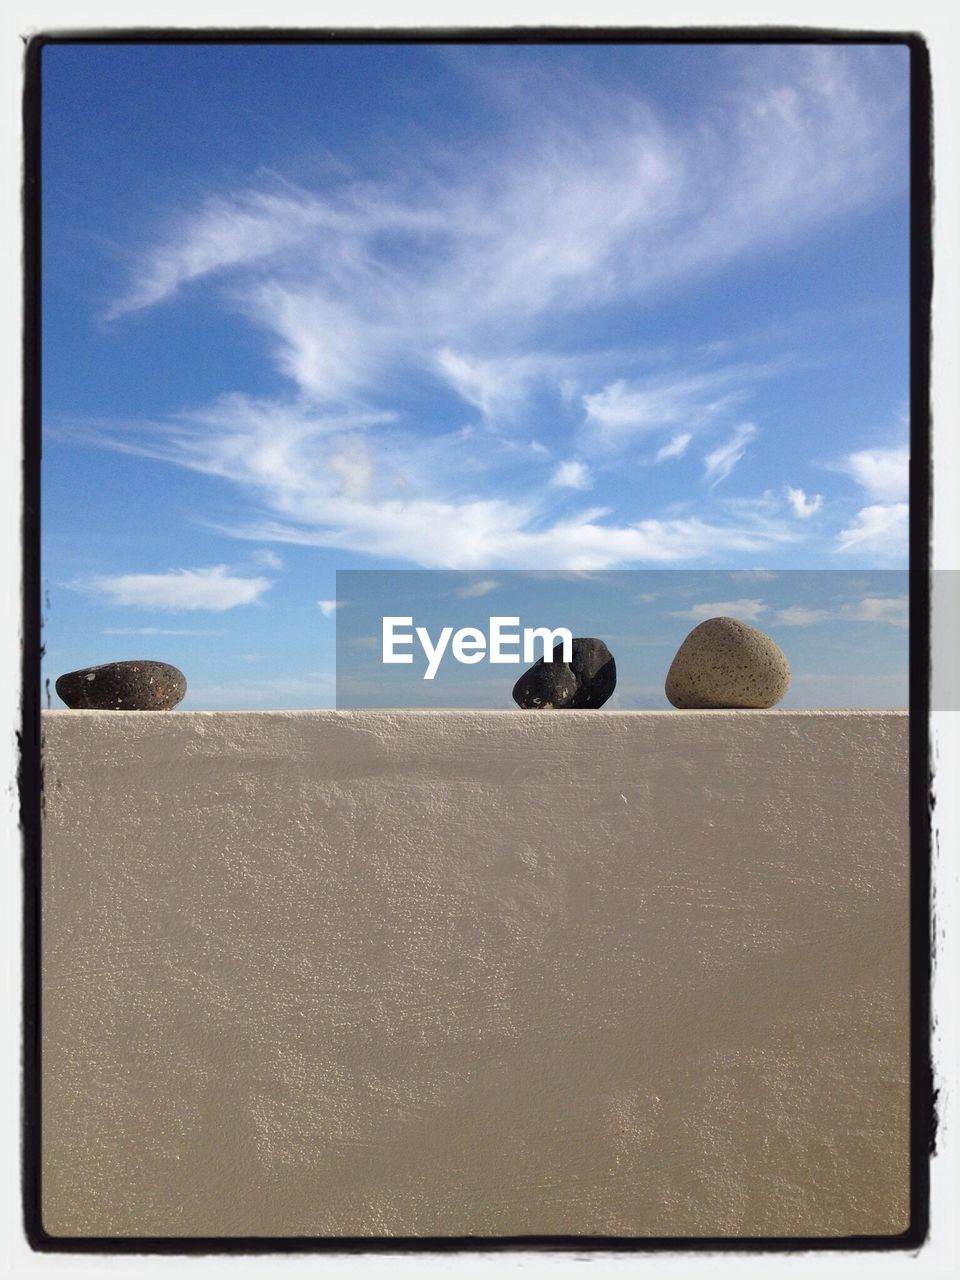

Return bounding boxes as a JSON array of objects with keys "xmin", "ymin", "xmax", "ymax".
[{"xmin": 40, "ymin": 709, "xmax": 910, "ymax": 1240}]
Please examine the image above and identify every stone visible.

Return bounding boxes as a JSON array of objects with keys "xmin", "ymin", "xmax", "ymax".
[
  {"xmin": 55, "ymin": 661, "xmax": 187, "ymax": 711},
  {"xmin": 665, "ymin": 617, "xmax": 790, "ymax": 709},
  {"xmin": 512, "ymin": 637, "xmax": 616, "ymax": 709}
]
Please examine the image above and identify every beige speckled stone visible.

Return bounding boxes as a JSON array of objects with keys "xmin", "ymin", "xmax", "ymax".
[{"xmin": 665, "ymin": 616, "xmax": 790, "ymax": 709}]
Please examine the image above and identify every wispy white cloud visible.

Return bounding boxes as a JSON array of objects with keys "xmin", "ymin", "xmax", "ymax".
[
  {"xmin": 107, "ymin": 186, "xmax": 447, "ymax": 324},
  {"xmin": 668, "ymin": 592, "xmax": 908, "ymax": 628},
  {"xmin": 252, "ymin": 548, "xmax": 284, "ymax": 569},
  {"xmin": 102, "ymin": 626, "xmax": 221, "ymax": 636},
  {"xmin": 550, "ymin": 460, "xmax": 591, "ymax": 490},
  {"xmin": 786, "ymin": 486, "xmax": 823, "ymax": 518},
  {"xmin": 832, "ymin": 443, "xmax": 908, "ymax": 561},
  {"xmin": 63, "ymin": 395, "xmax": 796, "ymax": 569},
  {"xmin": 317, "ymin": 599, "xmax": 338, "ymax": 617},
  {"xmin": 720, "ymin": 489, "xmax": 780, "ymax": 517},
  {"xmin": 655, "ymin": 432, "xmax": 692, "ymax": 462},
  {"xmin": 108, "ymin": 46, "xmax": 905, "ymax": 415},
  {"xmin": 670, "ymin": 597, "xmax": 769, "ymax": 623},
  {"xmin": 703, "ymin": 423, "xmax": 756, "ymax": 488},
  {"xmin": 774, "ymin": 595, "xmax": 907, "ymax": 627},
  {"xmin": 838, "ymin": 445, "xmax": 909, "ymax": 503},
  {"xmin": 835, "ymin": 502, "xmax": 909, "ymax": 557},
  {"xmin": 85, "ymin": 48, "xmax": 904, "ymax": 572},
  {"xmin": 456, "ymin": 577, "xmax": 501, "ymax": 598},
  {"xmin": 434, "ymin": 349, "xmax": 548, "ymax": 419},
  {"xmin": 216, "ymin": 506, "xmax": 795, "ymax": 571},
  {"xmin": 581, "ymin": 369, "xmax": 756, "ymax": 450},
  {"xmin": 849, "ymin": 595, "xmax": 909, "ymax": 626},
  {"xmin": 76, "ymin": 565, "xmax": 272, "ymax": 611},
  {"xmin": 773, "ymin": 606, "xmax": 833, "ymax": 626}
]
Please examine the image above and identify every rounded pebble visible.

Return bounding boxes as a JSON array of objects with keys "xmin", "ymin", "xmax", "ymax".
[
  {"xmin": 665, "ymin": 617, "xmax": 790, "ymax": 709},
  {"xmin": 55, "ymin": 661, "xmax": 187, "ymax": 711}
]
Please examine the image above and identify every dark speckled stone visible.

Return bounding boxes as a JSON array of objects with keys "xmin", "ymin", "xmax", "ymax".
[
  {"xmin": 512, "ymin": 637, "xmax": 616, "ymax": 709},
  {"xmin": 665, "ymin": 617, "xmax": 790, "ymax": 709},
  {"xmin": 55, "ymin": 661, "xmax": 187, "ymax": 710}
]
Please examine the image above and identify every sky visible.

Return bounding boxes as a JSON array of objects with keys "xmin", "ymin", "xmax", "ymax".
[
  {"xmin": 40, "ymin": 40, "xmax": 912, "ymax": 709},
  {"xmin": 335, "ymin": 570, "xmax": 908, "ymax": 709}
]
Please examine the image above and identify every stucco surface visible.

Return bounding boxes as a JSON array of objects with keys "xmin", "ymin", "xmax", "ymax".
[{"xmin": 40, "ymin": 709, "xmax": 910, "ymax": 1239}]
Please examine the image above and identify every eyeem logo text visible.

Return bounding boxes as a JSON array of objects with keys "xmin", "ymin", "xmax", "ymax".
[{"xmin": 382, "ymin": 617, "xmax": 573, "ymax": 680}]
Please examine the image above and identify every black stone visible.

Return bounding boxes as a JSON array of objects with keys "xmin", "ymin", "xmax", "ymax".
[
  {"xmin": 512, "ymin": 637, "xmax": 616, "ymax": 709},
  {"xmin": 55, "ymin": 661, "xmax": 187, "ymax": 711}
]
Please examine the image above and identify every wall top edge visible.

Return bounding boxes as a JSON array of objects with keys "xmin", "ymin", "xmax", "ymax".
[{"xmin": 40, "ymin": 707, "xmax": 908, "ymax": 719}]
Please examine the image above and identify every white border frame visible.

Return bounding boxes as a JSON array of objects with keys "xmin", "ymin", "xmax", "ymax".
[{"xmin": 3, "ymin": 6, "xmax": 956, "ymax": 1275}]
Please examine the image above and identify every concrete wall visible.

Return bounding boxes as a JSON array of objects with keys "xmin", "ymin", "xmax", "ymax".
[{"xmin": 40, "ymin": 709, "xmax": 910, "ymax": 1240}]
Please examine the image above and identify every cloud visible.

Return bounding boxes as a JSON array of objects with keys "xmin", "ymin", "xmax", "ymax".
[
  {"xmin": 252, "ymin": 548, "xmax": 284, "ymax": 569},
  {"xmin": 107, "ymin": 186, "xmax": 447, "ymax": 324},
  {"xmin": 581, "ymin": 369, "xmax": 756, "ymax": 450},
  {"xmin": 720, "ymin": 489, "xmax": 779, "ymax": 517},
  {"xmin": 703, "ymin": 424, "xmax": 757, "ymax": 488},
  {"xmin": 550, "ymin": 460, "xmax": 591, "ymax": 490},
  {"xmin": 328, "ymin": 441, "xmax": 378, "ymax": 500},
  {"xmin": 831, "ymin": 442, "xmax": 908, "ymax": 562},
  {"xmin": 655, "ymin": 432, "xmax": 692, "ymax": 462},
  {"xmin": 82, "ymin": 48, "xmax": 905, "ymax": 573},
  {"xmin": 102, "ymin": 626, "xmax": 221, "ymax": 636},
  {"xmin": 669, "ymin": 591, "xmax": 908, "ymax": 629},
  {"xmin": 847, "ymin": 595, "xmax": 908, "ymax": 626},
  {"xmin": 317, "ymin": 599, "xmax": 338, "ymax": 617},
  {"xmin": 65, "ymin": 396, "xmax": 796, "ymax": 570},
  {"xmin": 434, "ymin": 349, "xmax": 548, "ymax": 419},
  {"xmin": 671, "ymin": 597, "xmax": 769, "ymax": 623},
  {"xmin": 108, "ymin": 46, "xmax": 905, "ymax": 414},
  {"xmin": 786, "ymin": 486, "xmax": 823, "ymax": 518},
  {"xmin": 835, "ymin": 502, "xmax": 908, "ymax": 557},
  {"xmin": 773, "ymin": 595, "xmax": 907, "ymax": 627},
  {"xmin": 773, "ymin": 606, "xmax": 833, "ymax": 626},
  {"xmin": 219, "ymin": 507, "xmax": 795, "ymax": 571},
  {"xmin": 456, "ymin": 577, "xmax": 501, "ymax": 598},
  {"xmin": 839, "ymin": 445, "xmax": 909, "ymax": 503},
  {"xmin": 77, "ymin": 566, "xmax": 271, "ymax": 611}
]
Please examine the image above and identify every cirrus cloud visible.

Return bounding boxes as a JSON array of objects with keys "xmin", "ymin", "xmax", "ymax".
[
  {"xmin": 75, "ymin": 565, "xmax": 272, "ymax": 612},
  {"xmin": 71, "ymin": 46, "xmax": 906, "ymax": 574},
  {"xmin": 670, "ymin": 597, "xmax": 769, "ymax": 623},
  {"xmin": 835, "ymin": 502, "xmax": 909, "ymax": 557},
  {"xmin": 107, "ymin": 46, "xmax": 906, "ymax": 418},
  {"xmin": 703, "ymin": 424, "xmax": 757, "ymax": 488},
  {"xmin": 60, "ymin": 395, "xmax": 797, "ymax": 570}
]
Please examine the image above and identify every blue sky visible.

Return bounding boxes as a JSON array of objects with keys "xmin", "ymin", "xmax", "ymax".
[
  {"xmin": 41, "ymin": 41, "xmax": 911, "ymax": 709},
  {"xmin": 335, "ymin": 570, "xmax": 908, "ymax": 709}
]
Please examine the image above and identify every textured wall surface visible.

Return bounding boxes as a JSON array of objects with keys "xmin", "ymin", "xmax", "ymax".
[{"xmin": 40, "ymin": 709, "xmax": 910, "ymax": 1240}]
